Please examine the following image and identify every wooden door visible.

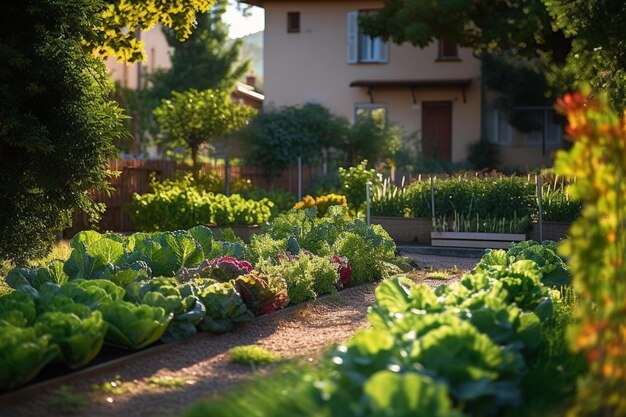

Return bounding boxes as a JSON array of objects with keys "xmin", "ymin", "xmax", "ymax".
[{"xmin": 422, "ymin": 101, "xmax": 452, "ymax": 160}]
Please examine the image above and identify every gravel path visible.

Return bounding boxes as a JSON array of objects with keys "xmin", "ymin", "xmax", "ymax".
[{"xmin": 0, "ymin": 255, "xmax": 474, "ymax": 417}]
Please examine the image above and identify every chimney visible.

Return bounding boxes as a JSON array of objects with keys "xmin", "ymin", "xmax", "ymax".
[{"xmin": 245, "ymin": 73, "xmax": 256, "ymax": 89}]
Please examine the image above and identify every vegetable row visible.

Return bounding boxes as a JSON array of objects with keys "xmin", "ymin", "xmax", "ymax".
[
  {"xmin": 182, "ymin": 240, "xmax": 570, "ymax": 417},
  {"xmin": 0, "ymin": 206, "xmax": 400, "ymax": 390}
]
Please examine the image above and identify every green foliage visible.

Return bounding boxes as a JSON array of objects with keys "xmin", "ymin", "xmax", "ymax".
[
  {"xmin": 0, "ymin": 0, "xmax": 126, "ymax": 264},
  {"xmin": 247, "ymin": 234, "xmax": 287, "ymax": 265},
  {"xmin": 541, "ymin": 182, "xmax": 581, "ymax": 223},
  {"xmin": 151, "ymin": 0, "xmax": 249, "ymax": 98},
  {"xmin": 555, "ymin": 91, "xmax": 626, "ymax": 415},
  {"xmin": 0, "ymin": 322, "xmax": 59, "ymax": 390},
  {"xmin": 256, "ymin": 257, "xmax": 316, "ymax": 304},
  {"xmin": 89, "ymin": 0, "xmax": 213, "ymax": 63},
  {"xmin": 234, "ymin": 272, "xmax": 290, "ymax": 316},
  {"xmin": 347, "ymin": 113, "xmax": 402, "ymax": 166},
  {"xmin": 241, "ymin": 188, "xmax": 297, "ymax": 218},
  {"xmin": 154, "ymin": 89, "xmax": 255, "ymax": 170},
  {"xmin": 339, "ymin": 160, "xmax": 383, "ymax": 210},
  {"xmin": 467, "ymin": 140, "xmax": 500, "ymax": 170},
  {"xmin": 196, "ymin": 282, "xmax": 253, "ymax": 334},
  {"xmin": 243, "ymin": 103, "xmax": 348, "ymax": 186},
  {"xmin": 35, "ymin": 311, "xmax": 106, "ymax": 369},
  {"xmin": 228, "ymin": 345, "xmax": 280, "ymax": 365},
  {"xmin": 129, "ymin": 176, "xmax": 273, "ymax": 231},
  {"xmin": 100, "ymin": 300, "xmax": 172, "ymax": 350}
]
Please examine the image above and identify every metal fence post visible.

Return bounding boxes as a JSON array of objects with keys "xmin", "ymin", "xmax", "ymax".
[
  {"xmin": 225, "ymin": 158, "xmax": 230, "ymax": 196},
  {"xmin": 537, "ymin": 174, "xmax": 543, "ymax": 242},
  {"xmin": 430, "ymin": 177, "xmax": 436, "ymax": 220},
  {"xmin": 366, "ymin": 182, "xmax": 371, "ymax": 226},
  {"xmin": 297, "ymin": 156, "xmax": 302, "ymax": 201}
]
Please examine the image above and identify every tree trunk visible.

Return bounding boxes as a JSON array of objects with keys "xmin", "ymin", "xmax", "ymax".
[{"xmin": 191, "ymin": 145, "xmax": 199, "ymax": 180}]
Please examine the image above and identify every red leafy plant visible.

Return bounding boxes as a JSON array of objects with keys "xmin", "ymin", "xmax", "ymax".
[
  {"xmin": 234, "ymin": 271, "xmax": 290, "ymax": 315},
  {"xmin": 332, "ymin": 255, "xmax": 352, "ymax": 287}
]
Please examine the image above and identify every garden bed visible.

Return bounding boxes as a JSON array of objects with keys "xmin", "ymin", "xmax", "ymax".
[
  {"xmin": 370, "ymin": 216, "xmax": 431, "ymax": 244},
  {"xmin": 530, "ymin": 221, "xmax": 570, "ymax": 242},
  {"xmin": 431, "ymin": 231, "xmax": 527, "ymax": 249}
]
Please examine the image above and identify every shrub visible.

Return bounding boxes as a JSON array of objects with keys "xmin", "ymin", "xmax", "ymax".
[
  {"xmin": 294, "ymin": 194, "xmax": 348, "ymax": 217},
  {"xmin": 128, "ymin": 176, "xmax": 273, "ymax": 231},
  {"xmin": 339, "ymin": 161, "xmax": 382, "ymax": 211}
]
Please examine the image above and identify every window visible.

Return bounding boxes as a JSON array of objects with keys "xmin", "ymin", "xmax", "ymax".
[
  {"xmin": 347, "ymin": 11, "xmax": 389, "ymax": 64},
  {"xmin": 438, "ymin": 39, "xmax": 459, "ymax": 60},
  {"xmin": 354, "ymin": 103, "xmax": 387, "ymax": 126},
  {"xmin": 487, "ymin": 108, "xmax": 512, "ymax": 145},
  {"xmin": 287, "ymin": 12, "xmax": 300, "ymax": 33},
  {"xmin": 487, "ymin": 106, "xmax": 563, "ymax": 147}
]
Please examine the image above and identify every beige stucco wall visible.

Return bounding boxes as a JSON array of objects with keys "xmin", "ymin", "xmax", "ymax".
[
  {"xmin": 262, "ymin": 0, "xmax": 482, "ymax": 162},
  {"xmin": 106, "ymin": 25, "xmax": 172, "ymax": 89},
  {"xmin": 498, "ymin": 146, "xmax": 558, "ymax": 171}
]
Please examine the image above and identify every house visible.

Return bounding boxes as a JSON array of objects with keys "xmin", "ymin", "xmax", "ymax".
[
  {"xmin": 242, "ymin": 0, "xmax": 562, "ymax": 169},
  {"xmin": 105, "ymin": 25, "xmax": 264, "ymax": 157}
]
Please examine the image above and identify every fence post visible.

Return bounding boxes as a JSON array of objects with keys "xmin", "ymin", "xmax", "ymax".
[
  {"xmin": 225, "ymin": 158, "xmax": 230, "ymax": 196},
  {"xmin": 430, "ymin": 177, "xmax": 436, "ymax": 220},
  {"xmin": 366, "ymin": 181, "xmax": 371, "ymax": 226},
  {"xmin": 297, "ymin": 156, "xmax": 302, "ymax": 200},
  {"xmin": 537, "ymin": 174, "xmax": 543, "ymax": 242}
]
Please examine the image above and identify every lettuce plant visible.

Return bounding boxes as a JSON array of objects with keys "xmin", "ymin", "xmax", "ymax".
[
  {"xmin": 0, "ymin": 290, "xmax": 37, "ymax": 327},
  {"xmin": 196, "ymin": 282, "xmax": 253, "ymax": 334},
  {"xmin": 125, "ymin": 277, "xmax": 206, "ymax": 343},
  {"xmin": 234, "ymin": 271, "xmax": 289, "ymax": 316},
  {"xmin": 0, "ymin": 322, "xmax": 59, "ymax": 390},
  {"xmin": 35, "ymin": 311, "xmax": 106, "ymax": 369},
  {"xmin": 204, "ymin": 257, "xmax": 253, "ymax": 282},
  {"xmin": 100, "ymin": 301, "xmax": 173, "ymax": 349}
]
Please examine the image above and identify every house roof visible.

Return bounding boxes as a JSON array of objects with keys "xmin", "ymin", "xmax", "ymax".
[
  {"xmin": 350, "ymin": 78, "xmax": 473, "ymax": 103},
  {"xmin": 232, "ymin": 82, "xmax": 265, "ymax": 102}
]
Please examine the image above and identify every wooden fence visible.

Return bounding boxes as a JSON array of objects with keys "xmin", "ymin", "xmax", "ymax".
[{"xmin": 65, "ymin": 159, "xmax": 323, "ymax": 236}]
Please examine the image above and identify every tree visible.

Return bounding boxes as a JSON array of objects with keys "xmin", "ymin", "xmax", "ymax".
[
  {"xmin": 360, "ymin": 0, "xmax": 626, "ymax": 108},
  {"xmin": 243, "ymin": 104, "xmax": 348, "ymax": 188},
  {"xmin": 0, "ymin": 0, "xmax": 212, "ymax": 263},
  {"xmin": 347, "ymin": 112, "xmax": 401, "ymax": 166},
  {"xmin": 151, "ymin": 0, "xmax": 250, "ymax": 99},
  {"xmin": 153, "ymin": 89, "xmax": 256, "ymax": 174}
]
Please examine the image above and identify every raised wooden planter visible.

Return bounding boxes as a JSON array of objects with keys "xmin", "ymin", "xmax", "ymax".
[
  {"xmin": 530, "ymin": 222, "xmax": 571, "ymax": 242},
  {"xmin": 207, "ymin": 225, "xmax": 262, "ymax": 243},
  {"xmin": 431, "ymin": 231, "xmax": 527, "ymax": 249},
  {"xmin": 371, "ymin": 216, "xmax": 432, "ymax": 244}
]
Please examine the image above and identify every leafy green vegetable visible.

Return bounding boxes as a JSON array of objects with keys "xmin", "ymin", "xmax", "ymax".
[
  {"xmin": 234, "ymin": 272, "xmax": 290, "ymax": 316},
  {"xmin": 0, "ymin": 322, "xmax": 59, "ymax": 389},
  {"xmin": 125, "ymin": 277, "xmax": 206, "ymax": 343},
  {"xmin": 35, "ymin": 311, "xmax": 106, "ymax": 369},
  {"xmin": 0, "ymin": 290, "xmax": 37, "ymax": 327},
  {"xmin": 100, "ymin": 301, "xmax": 173, "ymax": 349},
  {"xmin": 196, "ymin": 282, "xmax": 253, "ymax": 334},
  {"xmin": 363, "ymin": 371, "xmax": 466, "ymax": 417}
]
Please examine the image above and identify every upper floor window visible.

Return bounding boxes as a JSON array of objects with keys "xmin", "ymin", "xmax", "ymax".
[
  {"xmin": 438, "ymin": 39, "xmax": 459, "ymax": 60},
  {"xmin": 347, "ymin": 11, "xmax": 389, "ymax": 64},
  {"xmin": 287, "ymin": 12, "xmax": 300, "ymax": 33}
]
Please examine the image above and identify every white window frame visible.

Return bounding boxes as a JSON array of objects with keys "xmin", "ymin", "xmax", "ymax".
[
  {"xmin": 347, "ymin": 11, "xmax": 389, "ymax": 64},
  {"xmin": 491, "ymin": 109, "xmax": 512, "ymax": 145}
]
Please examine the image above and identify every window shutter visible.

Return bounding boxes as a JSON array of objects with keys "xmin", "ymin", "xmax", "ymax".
[
  {"xmin": 379, "ymin": 40, "xmax": 389, "ymax": 63},
  {"xmin": 346, "ymin": 11, "xmax": 358, "ymax": 64}
]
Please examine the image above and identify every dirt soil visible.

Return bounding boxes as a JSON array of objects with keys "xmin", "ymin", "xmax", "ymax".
[{"xmin": 0, "ymin": 254, "xmax": 473, "ymax": 417}]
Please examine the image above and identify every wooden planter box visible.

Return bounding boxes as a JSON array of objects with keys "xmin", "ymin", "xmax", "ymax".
[
  {"xmin": 430, "ymin": 231, "xmax": 527, "ymax": 249},
  {"xmin": 206, "ymin": 225, "xmax": 262, "ymax": 243},
  {"xmin": 370, "ymin": 216, "xmax": 432, "ymax": 244},
  {"xmin": 530, "ymin": 222, "xmax": 571, "ymax": 242}
]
